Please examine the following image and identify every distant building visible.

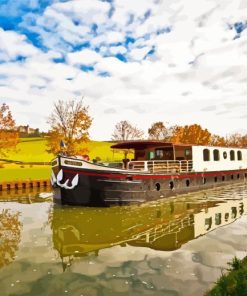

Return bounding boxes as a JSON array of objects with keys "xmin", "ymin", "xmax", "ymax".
[{"xmin": 17, "ymin": 125, "xmax": 40, "ymax": 137}]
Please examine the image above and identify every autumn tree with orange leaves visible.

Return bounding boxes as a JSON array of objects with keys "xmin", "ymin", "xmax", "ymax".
[
  {"xmin": 47, "ymin": 98, "xmax": 92, "ymax": 156},
  {"xmin": 0, "ymin": 103, "xmax": 19, "ymax": 156},
  {"xmin": 170, "ymin": 124, "xmax": 212, "ymax": 145},
  {"xmin": 148, "ymin": 121, "xmax": 171, "ymax": 141}
]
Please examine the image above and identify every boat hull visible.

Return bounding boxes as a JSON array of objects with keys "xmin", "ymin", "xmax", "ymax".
[{"xmin": 51, "ymin": 158, "xmax": 247, "ymax": 206}]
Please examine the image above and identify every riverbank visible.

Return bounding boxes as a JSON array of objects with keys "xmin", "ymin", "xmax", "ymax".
[
  {"xmin": 205, "ymin": 256, "xmax": 247, "ymax": 295},
  {"xmin": 0, "ymin": 178, "xmax": 51, "ymax": 191}
]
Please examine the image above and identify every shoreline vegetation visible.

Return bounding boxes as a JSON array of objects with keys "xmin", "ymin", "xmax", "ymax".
[
  {"xmin": 205, "ymin": 256, "xmax": 247, "ymax": 296},
  {"xmin": 0, "ymin": 137, "xmax": 132, "ymax": 182}
]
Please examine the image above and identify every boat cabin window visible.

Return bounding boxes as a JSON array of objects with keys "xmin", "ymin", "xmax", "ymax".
[
  {"xmin": 223, "ymin": 151, "xmax": 227, "ymax": 159},
  {"xmin": 155, "ymin": 148, "xmax": 173, "ymax": 160},
  {"xmin": 155, "ymin": 149, "xmax": 164, "ymax": 159},
  {"xmin": 185, "ymin": 149, "xmax": 191, "ymax": 157},
  {"xmin": 237, "ymin": 151, "xmax": 242, "ymax": 161},
  {"xmin": 213, "ymin": 149, "xmax": 220, "ymax": 161},
  {"xmin": 230, "ymin": 150, "xmax": 235, "ymax": 161},
  {"xmin": 203, "ymin": 149, "xmax": 210, "ymax": 161}
]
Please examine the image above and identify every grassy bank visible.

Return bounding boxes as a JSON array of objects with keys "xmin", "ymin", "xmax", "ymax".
[
  {"xmin": 0, "ymin": 138, "xmax": 132, "ymax": 182},
  {"xmin": 0, "ymin": 163, "xmax": 50, "ymax": 182},
  {"xmin": 205, "ymin": 257, "xmax": 247, "ymax": 296}
]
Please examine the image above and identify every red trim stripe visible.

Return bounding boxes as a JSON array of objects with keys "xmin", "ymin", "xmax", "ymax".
[{"xmin": 62, "ymin": 168, "xmax": 247, "ymax": 180}]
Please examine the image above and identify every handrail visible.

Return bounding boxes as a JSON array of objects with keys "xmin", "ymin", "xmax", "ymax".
[{"xmin": 127, "ymin": 160, "xmax": 193, "ymax": 173}]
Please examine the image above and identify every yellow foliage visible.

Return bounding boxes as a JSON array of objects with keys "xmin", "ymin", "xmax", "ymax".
[
  {"xmin": 46, "ymin": 99, "xmax": 92, "ymax": 156},
  {"xmin": 0, "ymin": 103, "xmax": 19, "ymax": 156},
  {"xmin": 170, "ymin": 124, "xmax": 211, "ymax": 145}
]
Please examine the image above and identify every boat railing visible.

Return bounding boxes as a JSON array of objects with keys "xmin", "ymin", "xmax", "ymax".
[{"xmin": 127, "ymin": 160, "xmax": 193, "ymax": 173}]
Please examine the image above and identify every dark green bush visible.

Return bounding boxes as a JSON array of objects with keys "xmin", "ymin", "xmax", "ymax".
[{"xmin": 205, "ymin": 257, "xmax": 247, "ymax": 296}]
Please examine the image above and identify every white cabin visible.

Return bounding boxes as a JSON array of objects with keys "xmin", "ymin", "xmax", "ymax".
[{"xmin": 192, "ymin": 146, "xmax": 247, "ymax": 172}]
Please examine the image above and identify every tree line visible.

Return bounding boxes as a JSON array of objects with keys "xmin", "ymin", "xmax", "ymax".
[
  {"xmin": 0, "ymin": 99, "xmax": 247, "ymax": 157},
  {"xmin": 112, "ymin": 120, "xmax": 247, "ymax": 147}
]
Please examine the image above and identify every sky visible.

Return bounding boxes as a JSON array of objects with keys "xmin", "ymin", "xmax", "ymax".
[{"xmin": 0, "ymin": 0, "xmax": 247, "ymax": 140}]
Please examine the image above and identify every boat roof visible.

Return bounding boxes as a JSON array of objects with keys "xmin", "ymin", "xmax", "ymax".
[{"xmin": 111, "ymin": 141, "xmax": 192, "ymax": 150}]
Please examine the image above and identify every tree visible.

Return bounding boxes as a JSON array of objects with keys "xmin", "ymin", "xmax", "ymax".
[
  {"xmin": 47, "ymin": 98, "xmax": 92, "ymax": 156},
  {"xmin": 225, "ymin": 133, "xmax": 243, "ymax": 147},
  {"xmin": 148, "ymin": 121, "xmax": 171, "ymax": 141},
  {"xmin": 210, "ymin": 134, "xmax": 227, "ymax": 146},
  {"xmin": 0, "ymin": 103, "xmax": 19, "ymax": 156},
  {"xmin": 111, "ymin": 120, "xmax": 144, "ymax": 159},
  {"xmin": 112, "ymin": 120, "xmax": 144, "ymax": 141},
  {"xmin": 170, "ymin": 124, "xmax": 211, "ymax": 145},
  {"xmin": 240, "ymin": 134, "xmax": 247, "ymax": 147}
]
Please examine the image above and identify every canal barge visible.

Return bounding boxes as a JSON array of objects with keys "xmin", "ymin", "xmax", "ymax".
[{"xmin": 51, "ymin": 141, "xmax": 247, "ymax": 206}]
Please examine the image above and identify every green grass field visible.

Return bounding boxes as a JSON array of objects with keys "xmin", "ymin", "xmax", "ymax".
[
  {"xmin": 0, "ymin": 138, "xmax": 133, "ymax": 182},
  {"xmin": 5, "ymin": 138, "xmax": 53, "ymax": 162},
  {"xmin": 0, "ymin": 164, "xmax": 51, "ymax": 182}
]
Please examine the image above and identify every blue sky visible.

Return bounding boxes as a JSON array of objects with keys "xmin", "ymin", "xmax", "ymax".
[{"xmin": 0, "ymin": 0, "xmax": 247, "ymax": 139}]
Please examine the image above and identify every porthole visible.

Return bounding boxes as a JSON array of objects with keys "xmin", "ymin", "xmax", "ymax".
[
  {"xmin": 155, "ymin": 183, "xmax": 161, "ymax": 191},
  {"xmin": 222, "ymin": 176, "xmax": 225, "ymax": 181},
  {"xmin": 169, "ymin": 181, "xmax": 174, "ymax": 190},
  {"xmin": 223, "ymin": 151, "xmax": 227, "ymax": 159},
  {"xmin": 203, "ymin": 178, "xmax": 206, "ymax": 184},
  {"xmin": 214, "ymin": 177, "xmax": 217, "ymax": 182},
  {"xmin": 186, "ymin": 179, "xmax": 190, "ymax": 187}
]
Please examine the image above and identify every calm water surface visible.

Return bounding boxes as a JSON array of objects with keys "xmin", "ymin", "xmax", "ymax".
[{"xmin": 0, "ymin": 185, "xmax": 247, "ymax": 296}]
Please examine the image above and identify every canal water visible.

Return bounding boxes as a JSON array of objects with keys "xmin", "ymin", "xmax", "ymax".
[{"xmin": 0, "ymin": 185, "xmax": 247, "ymax": 296}]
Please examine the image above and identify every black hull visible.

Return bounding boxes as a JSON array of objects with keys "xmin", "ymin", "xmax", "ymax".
[{"xmin": 52, "ymin": 163, "xmax": 247, "ymax": 206}]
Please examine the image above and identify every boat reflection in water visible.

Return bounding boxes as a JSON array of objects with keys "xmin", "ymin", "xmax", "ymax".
[{"xmin": 50, "ymin": 186, "xmax": 247, "ymax": 270}]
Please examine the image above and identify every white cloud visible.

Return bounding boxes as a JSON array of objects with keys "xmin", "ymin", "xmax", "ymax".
[
  {"xmin": 67, "ymin": 49, "xmax": 102, "ymax": 65},
  {"xmin": 128, "ymin": 46, "xmax": 151, "ymax": 61},
  {"xmin": 104, "ymin": 31, "xmax": 125, "ymax": 44},
  {"xmin": 0, "ymin": 28, "xmax": 39, "ymax": 61},
  {"xmin": 109, "ymin": 45, "xmax": 127, "ymax": 55},
  {"xmin": 52, "ymin": 0, "xmax": 111, "ymax": 25}
]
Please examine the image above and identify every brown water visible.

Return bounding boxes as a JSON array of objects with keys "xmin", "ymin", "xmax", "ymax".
[{"xmin": 0, "ymin": 185, "xmax": 247, "ymax": 296}]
